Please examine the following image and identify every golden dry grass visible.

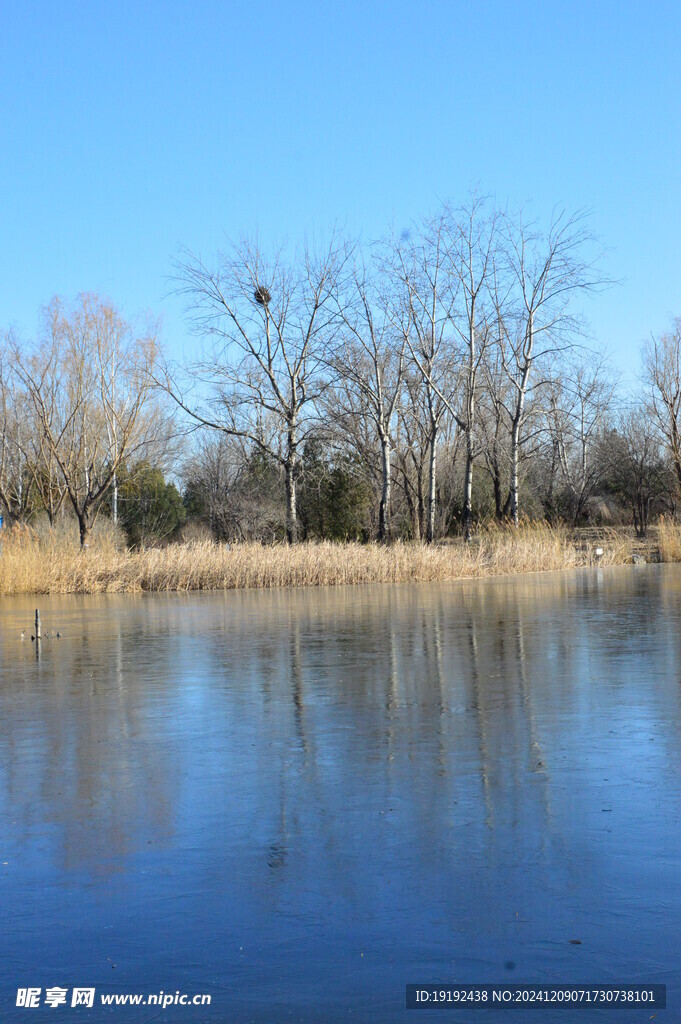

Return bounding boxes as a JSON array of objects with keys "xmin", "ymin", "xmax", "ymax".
[
  {"xmin": 657, "ymin": 517, "xmax": 681, "ymax": 562},
  {"xmin": 0, "ymin": 521, "xmax": 644, "ymax": 595}
]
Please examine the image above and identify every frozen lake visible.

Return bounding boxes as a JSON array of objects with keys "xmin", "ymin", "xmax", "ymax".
[{"xmin": 1, "ymin": 566, "xmax": 680, "ymax": 1021}]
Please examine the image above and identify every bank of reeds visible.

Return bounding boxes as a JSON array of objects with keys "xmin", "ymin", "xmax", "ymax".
[
  {"xmin": 657, "ymin": 517, "xmax": 681, "ymax": 562},
  {"xmin": 0, "ymin": 522, "xmax": 643, "ymax": 596}
]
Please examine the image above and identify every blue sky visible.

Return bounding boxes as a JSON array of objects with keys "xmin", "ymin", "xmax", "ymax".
[{"xmin": 1, "ymin": 0, "xmax": 680, "ymax": 374}]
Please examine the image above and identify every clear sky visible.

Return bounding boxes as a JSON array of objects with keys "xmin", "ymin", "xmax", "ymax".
[{"xmin": 1, "ymin": 0, "xmax": 679, "ymax": 374}]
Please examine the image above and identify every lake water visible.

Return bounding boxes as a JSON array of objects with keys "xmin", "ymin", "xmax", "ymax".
[{"xmin": 1, "ymin": 566, "xmax": 681, "ymax": 1022}]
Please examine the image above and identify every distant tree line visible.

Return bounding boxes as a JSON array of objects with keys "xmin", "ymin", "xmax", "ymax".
[
  {"xmin": 0, "ymin": 294, "xmax": 177, "ymax": 547},
  {"xmin": 2, "ymin": 199, "xmax": 681, "ymax": 546}
]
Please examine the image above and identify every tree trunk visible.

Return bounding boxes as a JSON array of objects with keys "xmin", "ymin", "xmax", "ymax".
[
  {"xmin": 669, "ymin": 418, "xmax": 681, "ymax": 494},
  {"xmin": 400, "ymin": 464, "xmax": 418, "ymax": 540},
  {"xmin": 491, "ymin": 449, "xmax": 504, "ymax": 522},
  {"xmin": 509, "ymin": 418, "xmax": 521, "ymax": 528},
  {"xmin": 112, "ymin": 470, "xmax": 118, "ymax": 524},
  {"xmin": 426, "ymin": 433, "xmax": 437, "ymax": 544},
  {"xmin": 78, "ymin": 512, "xmax": 91, "ymax": 548},
  {"xmin": 285, "ymin": 425, "xmax": 298, "ymax": 545},
  {"xmin": 542, "ymin": 443, "xmax": 559, "ymax": 523},
  {"xmin": 285, "ymin": 460, "xmax": 297, "ymax": 544},
  {"xmin": 509, "ymin": 360, "xmax": 531, "ymax": 528},
  {"xmin": 462, "ymin": 306, "xmax": 476, "ymax": 543},
  {"xmin": 378, "ymin": 435, "xmax": 391, "ymax": 542},
  {"xmin": 462, "ymin": 432, "xmax": 473, "ymax": 542},
  {"xmin": 416, "ymin": 464, "xmax": 424, "ymax": 541}
]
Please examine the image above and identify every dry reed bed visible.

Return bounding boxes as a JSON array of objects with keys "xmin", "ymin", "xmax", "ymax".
[
  {"xmin": 0, "ymin": 526, "xmax": 645, "ymax": 596},
  {"xmin": 658, "ymin": 518, "xmax": 681, "ymax": 563}
]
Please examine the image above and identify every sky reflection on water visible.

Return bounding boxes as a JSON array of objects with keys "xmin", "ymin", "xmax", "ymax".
[{"xmin": 1, "ymin": 566, "xmax": 681, "ymax": 1022}]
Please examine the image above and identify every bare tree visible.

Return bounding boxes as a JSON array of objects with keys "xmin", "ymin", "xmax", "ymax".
[
  {"xmin": 183, "ymin": 431, "xmax": 285, "ymax": 542},
  {"xmin": 394, "ymin": 369, "xmax": 432, "ymax": 540},
  {"xmin": 4, "ymin": 338, "xmax": 71, "ymax": 525},
  {"xmin": 328, "ymin": 262, "xmax": 406, "ymax": 541},
  {"xmin": 163, "ymin": 236, "xmax": 347, "ymax": 544},
  {"xmin": 602, "ymin": 411, "xmax": 667, "ymax": 537},
  {"xmin": 547, "ymin": 353, "xmax": 616, "ymax": 524},
  {"xmin": 318, "ymin": 382, "xmax": 383, "ymax": 537},
  {"xmin": 0, "ymin": 343, "xmax": 35, "ymax": 522},
  {"xmin": 449, "ymin": 198, "xmax": 500, "ymax": 540},
  {"xmin": 14, "ymin": 295, "xmax": 162, "ymax": 546},
  {"xmin": 644, "ymin": 318, "xmax": 681, "ymax": 498},
  {"xmin": 390, "ymin": 212, "xmax": 461, "ymax": 542},
  {"xmin": 502, "ymin": 209, "xmax": 603, "ymax": 526},
  {"xmin": 477, "ymin": 334, "xmax": 513, "ymax": 521},
  {"xmin": 391, "ymin": 199, "xmax": 497, "ymax": 540}
]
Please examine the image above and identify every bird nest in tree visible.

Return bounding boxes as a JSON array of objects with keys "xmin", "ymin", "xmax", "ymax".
[{"xmin": 254, "ymin": 284, "xmax": 271, "ymax": 306}]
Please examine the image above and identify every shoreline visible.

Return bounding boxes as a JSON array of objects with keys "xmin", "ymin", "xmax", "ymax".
[{"xmin": 0, "ymin": 527, "xmax": 665, "ymax": 596}]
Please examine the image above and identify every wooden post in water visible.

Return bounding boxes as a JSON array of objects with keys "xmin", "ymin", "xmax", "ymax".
[{"xmin": 35, "ymin": 609, "xmax": 41, "ymax": 640}]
